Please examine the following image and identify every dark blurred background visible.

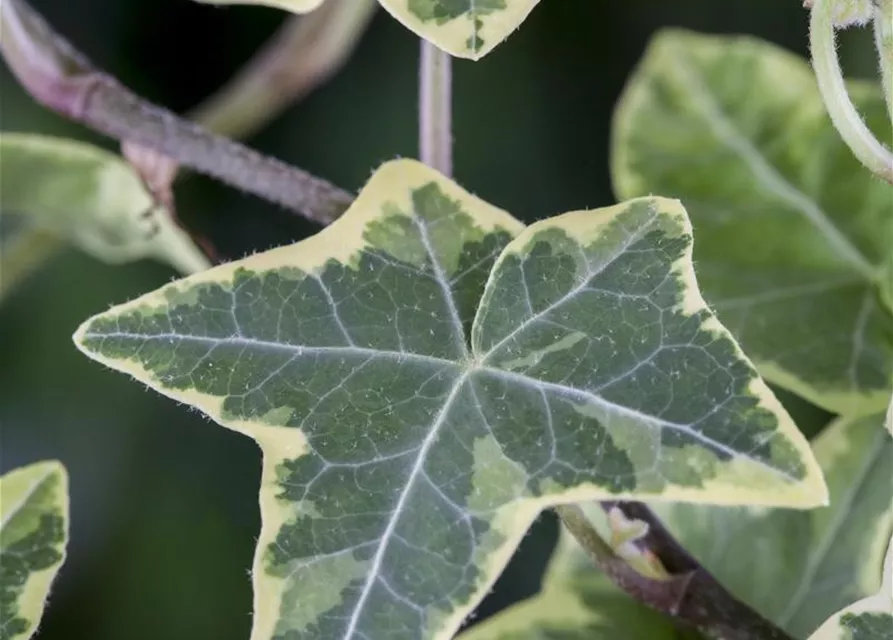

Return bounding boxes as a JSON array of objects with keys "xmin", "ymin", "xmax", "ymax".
[{"xmin": 0, "ymin": 1, "xmax": 876, "ymax": 638}]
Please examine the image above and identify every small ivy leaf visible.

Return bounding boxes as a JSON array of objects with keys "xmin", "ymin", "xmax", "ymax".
[
  {"xmin": 804, "ymin": 534, "xmax": 892, "ymax": 640},
  {"xmin": 653, "ymin": 412, "xmax": 893, "ymax": 638},
  {"xmin": 0, "ymin": 132, "xmax": 211, "ymax": 275},
  {"xmin": 193, "ymin": 0, "xmax": 540, "ymax": 60},
  {"xmin": 192, "ymin": 0, "xmax": 326, "ymax": 12},
  {"xmin": 73, "ymin": 159, "xmax": 826, "ymax": 640},
  {"xmin": 611, "ymin": 29, "xmax": 893, "ymax": 417},
  {"xmin": 378, "ymin": 0, "xmax": 540, "ymax": 60},
  {"xmin": 0, "ymin": 460, "xmax": 70, "ymax": 640}
]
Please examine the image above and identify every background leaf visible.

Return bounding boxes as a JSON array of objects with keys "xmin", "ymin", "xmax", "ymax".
[
  {"xmin": 0, "ymin": 132, "xmax": 210, "ymax": 278},
  {"xmin": 652, "ymin": 412, "xmax": 893, "ymax": 638},
  {"xmin": 611, "ymin": 28, "xmax": 893, "ymax": 417},
  {"xmin": 73, "ymin": 159, "xmax": 825, "ymax": 639},
  {"xmin": 0, "ymin": 460, "xmax": 69, "ymax": 640},
  {"xmin": 804, "ymin": 534, "xmax": 892, "ymax": 640}
]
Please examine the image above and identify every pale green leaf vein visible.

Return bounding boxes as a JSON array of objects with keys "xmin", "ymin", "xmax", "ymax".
[
  {"xmin": 81, "ymin": 331, "xmax": 460, "ymax": 370},
  {"xmin": 707, "ymin": 275, "xmax": 863, "ymax": 310},
  {"xmin": 674, "ymin": 53, "xmax": 874, "ymax": 278},
  {"xmin": 342, "ymin": 370, "xmax": 472, "ymax": 640},
  {"xmin": 0, "ymin": 469, "xmax": 52, "ymax": 530},
  {"xmin": 485, "ymin": 366, "xmax": 801, "ymax": 484},
  {"xmin": 410, "ymin": 212, "xmax": 468, "ymax": 358},
  {"xmin": 776, "ymin": 426, "xmax": 890, "ymax": 625},
  {"xmin": 479, "ymin": 208, "xmax": 660, "ymax": 361}
]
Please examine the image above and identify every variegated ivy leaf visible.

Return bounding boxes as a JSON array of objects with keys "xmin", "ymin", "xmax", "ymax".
[
  {"xmin": 652, "ymin": 412, "xmax": 893, "ymax": 638},
  {"xmin": 0, "ymin": 460, "xmax": 69, "ymax": 640},
  {"xmin": 805, "ymin": 535, "xmax": 892, "ymax": 640},
  {"xmin": 73, "ymin": 159, "xmax": 826, "ymax": 640},
  {"xmin": 377, "ymin": 0, "xmax": 540, "ymax": 59},
  {"xmin": 0, "ymin": 132, "xmax": 210, "ymax": 276},
  {"xmin": 193, "ymin": 0, "xmax": 540, "ymax": 60},
  {"xmin": 611, "ymin": 29, "xmax": 893, "ymax": 417}
]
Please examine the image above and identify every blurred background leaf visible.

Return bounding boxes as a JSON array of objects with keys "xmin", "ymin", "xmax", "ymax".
[{"xmin": 0, "ymin": 1, "xmax": 876, "ymax": 638}]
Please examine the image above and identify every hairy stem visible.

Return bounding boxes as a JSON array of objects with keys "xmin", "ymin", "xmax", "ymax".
[
  {"xmin": 874, "ymin": 0, "xmax": 893, "ymax": 125},
  {"xmin": 419, "ymin": 40, "xmax": 453, "ymax": 176},
  {"xmin": 555, "ymin": 503, "xmax": 797, "ymax": 640},
  {"xmin": 809, "ymin": 0, "xmax": 893, "ymax": 182},
  {"xmin": 0, "ymin": 0, "xmax": 355, "ymax": 223}
]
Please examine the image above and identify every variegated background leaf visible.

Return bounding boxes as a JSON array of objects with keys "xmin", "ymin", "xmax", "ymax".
[
  {"xmin": 0, "ymin": 460, "xmax": 69, "ymax": 640},
  {"xmin": 611, "ymin": 29, "xmax": 893, "ymax": 417},
  {"xmin": 73, "ymin": 159, "xmax": 825, "ymax": 639}
]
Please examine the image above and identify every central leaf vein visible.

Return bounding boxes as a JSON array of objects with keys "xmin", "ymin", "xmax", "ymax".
[{"xmin": 341, "ymin": 371, "xmax": 471, "ymax": 640}]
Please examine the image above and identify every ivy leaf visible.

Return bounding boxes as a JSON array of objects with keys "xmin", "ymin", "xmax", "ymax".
[
  {"xmin": 377, "ymin": 0, "xmax": 540, "ymax": 59},
  {"xmin": 0, "ymin": 132, "xmax": 210, "ymax": 275},
  {"xmin": 611, "ymin": 29, "xmax": 893, "ymax": 417},
  {"xmin": 0, "ymin": 460, "xmax": 69, "ymax": 640},
  {"xmin": 805, "ymin": 534, "xmax": 892, "ymax": 640},
  {"xmin": 193, "ymin": 0, "xmax": 540, "ymax": 60},
  {"xmin": 653, "ymin": 412, "xmax": 893, "ymax": 638},
  {"xmin": 73, "ymin": 159, "xmax": 826, "ymax": 640}
]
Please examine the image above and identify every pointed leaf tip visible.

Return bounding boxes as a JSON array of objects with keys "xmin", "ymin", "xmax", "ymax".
[
  {"xmin": 0, "ymin": 460, "xmax": 70, "ymax": 640},
  {"xmin": 74, "ymin": 160, "xmax": 828, "ymax": 640}
]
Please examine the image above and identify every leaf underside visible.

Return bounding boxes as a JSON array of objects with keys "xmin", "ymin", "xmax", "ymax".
[
  {"xmin": 0, "ymin": 460, "xmax": 69, "ymax": 640},
  {"xmin": 0, "ymin": 132, "xmax": 209, "ymax": 275},
  {"xmin": 611, "ymin": 29, "xmax": 893, "ymax": 417},
  {"xmin": 74, "ymin": 158, "xmax": 825, "ymax": 640}
]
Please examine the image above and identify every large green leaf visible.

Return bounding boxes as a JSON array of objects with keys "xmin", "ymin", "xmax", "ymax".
[
  {"xmin": 0, "ymin": 132, "xmax": 210, "ymax": 276},
  {"xmin": 611, "ymin": 29, "xmax": 893, "ymax": 417},
  {"xmin": 73, "ymin": 158, "xmax": 825, "ymax": 640},
  {"xmin": 193, "ymin": 0, "xmax": 540, "ymax": 60},
  {"xmin": 0, "ymin": 460, "xmax": 69, "ymax": 640},
  {"xmin": 653, "ymin": 412, "xmax": 893, "ymax": 638},
  {"xmin": 805, "ymin": 534, "xmax": 892, "ymax": 640}
]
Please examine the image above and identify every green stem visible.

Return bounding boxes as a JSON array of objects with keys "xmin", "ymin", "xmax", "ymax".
[
  {"xmin": 809, "ymin": 0, "xmax": 893, "ymax": 183},
  {"xmin": 873, "ymin": 0, "xmax": 893, "ymax": 125},
  {"xmin": 419, "ymin": 40, "xmax": 453, "ymax": 176}
]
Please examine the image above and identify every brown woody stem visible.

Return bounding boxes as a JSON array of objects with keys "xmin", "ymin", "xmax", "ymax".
[
  {"xmin": 554, "ymin": 502, "xmax": 797, "ymax": 640},
  {"xmin": 0, "ymin": 0, "xmax": 354, "ymax": 224}
]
